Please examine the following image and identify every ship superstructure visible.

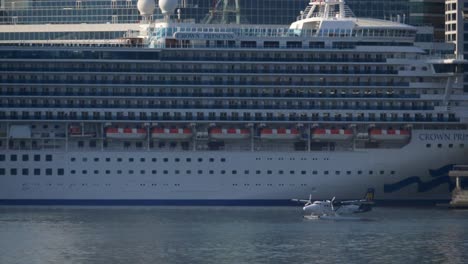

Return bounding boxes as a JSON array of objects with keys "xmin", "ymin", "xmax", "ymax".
[{"xmin": 0, "ymin": 0, "xmax": 467, "ymax": 205}]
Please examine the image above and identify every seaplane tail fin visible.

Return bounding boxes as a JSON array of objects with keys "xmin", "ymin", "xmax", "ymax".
[{"xmin": 364, "ymin": 188, "xmax": 375, "ymax": 202}]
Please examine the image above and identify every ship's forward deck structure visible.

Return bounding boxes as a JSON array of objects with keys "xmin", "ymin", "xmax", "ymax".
[{"xmin": 0, "ymin": 0, "xmax": 467, "ymax": 205}]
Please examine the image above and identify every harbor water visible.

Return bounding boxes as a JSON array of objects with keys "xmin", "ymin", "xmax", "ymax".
[{"xmin": 1, "ymin": 206, "xmax": 468, "ymax": 264}]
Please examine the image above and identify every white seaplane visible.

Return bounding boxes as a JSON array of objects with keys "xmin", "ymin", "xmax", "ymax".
[{"xmin": 292, "ymin": 189, "xmax": 375, "ymax": 220}]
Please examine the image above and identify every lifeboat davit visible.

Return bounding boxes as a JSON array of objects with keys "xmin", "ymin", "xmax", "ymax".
[
  {"xmin": 151, "ymin": 128, "xmax": 192, "ymax": 140},
  {"xmin": 311, "ymin": 129, "xmax": 353, "ymax": 141},
  {"xmin": 106, "ymin": 128, "xmax": 147, "ymax": 140},
  {"xmin": 260, "ymin": 128, "xmax": 300, "ymax": 140},
  {"xmin": 209, "ymin": 128, "xmax": 250, "ymax": 140},
  {"xmin": 369, "ymin": 129, "xmax": 410, "ymax": 141}
]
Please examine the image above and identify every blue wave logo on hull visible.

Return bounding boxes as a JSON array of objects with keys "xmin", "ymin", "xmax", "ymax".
[{"xmin": 384, "ymin": 164, "xmax": 455, "ymax": 193}]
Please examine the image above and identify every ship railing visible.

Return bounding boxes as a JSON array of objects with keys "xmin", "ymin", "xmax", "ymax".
[
  {"xmin": 0, "ymin": 114, "xmax": 459, "ymax": 123},
  {"xmin": 153, "ymin": 26, "xmax": 415, "ymax": 39},
  {"xmin": 0, "ymin": 91, "xmax": 421, "ymax": 100},
  {"xmin": 0, "ymin": 79, "xmax": 410, "ymax": 87},
  {"xmin": 1, "ymin": 103, "xmax": 435, "ymax": 111},
  {"xmin": 0, "ymin": 67, "xmax": 396, "ymax": 74}
]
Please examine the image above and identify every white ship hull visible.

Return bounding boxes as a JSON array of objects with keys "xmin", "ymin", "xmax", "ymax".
[{"xmin": 1, "ymin": 130, "xmax": 467, "ymax": 205}]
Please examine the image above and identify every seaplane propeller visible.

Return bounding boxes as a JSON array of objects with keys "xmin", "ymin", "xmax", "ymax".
[
  {"xmin": 331, "ymin": 197, "xmax": 336, "ymax": 212},
  {"xmin": 305, "ymin": 194, "xmax": 312, "ymax": 206}
]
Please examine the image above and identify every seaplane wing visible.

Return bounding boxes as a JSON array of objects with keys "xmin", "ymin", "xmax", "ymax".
[
  {"xmin": 291, "ymin": 194, "xmax": 314, "ymax": 204},
  {"xmin": 339, "ymin": 199, "xmax": 374, "ymax": 205},
  {"xmin": 291, "ymin": 199, "xmax": 311, "ymax": 204}
]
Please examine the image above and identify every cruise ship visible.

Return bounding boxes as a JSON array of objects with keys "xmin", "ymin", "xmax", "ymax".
[{"xmin": 0, "ymin": 0, "xmax": 467, "ymax": 205}]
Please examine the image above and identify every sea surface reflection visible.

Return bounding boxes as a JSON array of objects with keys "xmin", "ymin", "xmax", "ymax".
[{"xmin": 1, "ymin": 207, "xmax": 467, "ymax": 264}]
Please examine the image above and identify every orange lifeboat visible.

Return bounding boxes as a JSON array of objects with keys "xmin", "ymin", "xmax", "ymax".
[
  {"xmin": 311, "ymin": 128, "xmax": 353, "ymax": 141},
  {"xmin": 105, "ymin": 128, "xmax": 146, "ymax": 140},
  {"xmin": 260, "ymin": 128, "xmax": 300, "ymax": 140},
  {"xmin": 69, "ymin": 125, "xmax": 96, "ymax": 138},
  {"xmin": 209, "ymin": 128, "xmax": 250, "ymax": 140},
  {"xmin": 151, "ymin": 128, "xmax": 192, "ymax": 140},
  {"xmin": 369, "ymin": 129, "xmax": 410, "ymax": 141}
]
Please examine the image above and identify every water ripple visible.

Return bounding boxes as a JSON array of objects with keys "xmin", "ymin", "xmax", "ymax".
[{"xmin": 1, "ymin": 207, "xmax": 468, "ymax": 264}]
